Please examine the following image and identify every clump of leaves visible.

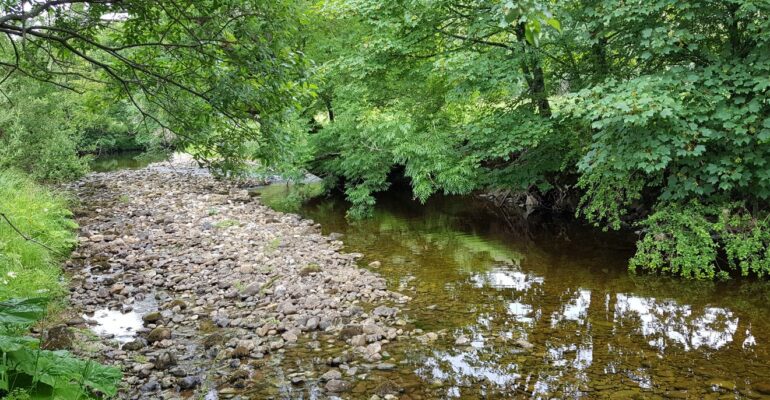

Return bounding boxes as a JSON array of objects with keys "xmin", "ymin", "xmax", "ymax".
[{"xmin": 631, "ymin": 202, "xmax": 770, "ymax": 279}]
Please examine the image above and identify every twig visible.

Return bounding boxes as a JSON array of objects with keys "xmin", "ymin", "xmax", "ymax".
[{"xmin": 0, "ymin": 212, "xmax": 64, "ymax": 257}]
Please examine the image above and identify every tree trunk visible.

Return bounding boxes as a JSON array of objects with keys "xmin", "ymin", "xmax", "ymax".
[{"xmin": 515, "ymin": 23, "xmax": 551, "ymax": 118}]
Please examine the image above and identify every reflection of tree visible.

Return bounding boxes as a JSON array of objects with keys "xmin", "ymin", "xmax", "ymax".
[{"xmin": 614, "ymin": 294, "xmax": 739, "ymax": 351}]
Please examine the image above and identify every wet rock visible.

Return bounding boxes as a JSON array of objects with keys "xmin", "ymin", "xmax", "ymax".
[
  {"xmin": 325, "ymin": 379, "xmax": 351, "ymax": 393},
  {"xmin": 179, "ymin": 376, "xmax": 202, "ymax": 390},
  {"xmin": 146, "ymin": 327, "xmax": 171, "ymax": 342},
  {"xmin": 142, "ymin": 311, "xmax": 163, "ymax": 323},
  {"xmin": 42, "ymin": 325, "xmax": 73, "ymax": 350},
  {"xmin": 321, "ymin": 369, "xmax": 342, "ymax": 381},
  {"xmin": 155, "ymin": 351, "xmax": 177, "ymax": 370}
]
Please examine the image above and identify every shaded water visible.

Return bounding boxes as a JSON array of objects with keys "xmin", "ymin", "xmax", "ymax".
[
  {"xmin": 90, "ymin": 151, "xmax": 167, "ymax": 172},
  {"xmin": 262, "ymin": 187, "xmax": 770, "ymax": 399}
]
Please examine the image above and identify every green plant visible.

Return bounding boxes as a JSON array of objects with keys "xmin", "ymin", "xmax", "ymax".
[
  {"xmin": 214, "ymin": 219, "xmax": 240, "ymax": 229},
  {"xmin": 266, "ymin": 238, "xmax": 282, "ymax": 254},
  {"xmin": 0, "ymin": 170, "xmax": 77, "ymax": 300}
]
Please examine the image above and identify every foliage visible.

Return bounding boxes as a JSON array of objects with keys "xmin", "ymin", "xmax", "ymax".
[
  {"xmin": 0, "ymin": 0, "xmax": 310, "ymax": 172},
  {"xmin": 0, "ymin": 170, "xmax": 76, "ymax": 300},
  {"xmin": 304, "ymin": 0, "xmax": 565, "ymax": 218},
  {"xmin": 297, "ymin": 0, "xmax": 770, "ymax": 278}
]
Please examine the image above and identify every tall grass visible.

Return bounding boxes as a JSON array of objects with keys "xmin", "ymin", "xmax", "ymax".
[{"xmin": 0, "ymin": 170, "xmax": 76, "ymax": 301}]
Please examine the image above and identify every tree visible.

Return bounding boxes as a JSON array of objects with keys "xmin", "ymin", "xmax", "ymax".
[
  {"xmin": 0, "ymin": 0, "xmax": 309, "ymax": 170},
  {"xmin": 303, "ymin": 0, "xmax": 770, "ymax": 278}
]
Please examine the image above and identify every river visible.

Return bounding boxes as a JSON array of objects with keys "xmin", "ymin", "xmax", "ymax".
[
  {"xmin": 261, "ymin": 185, "xmax": 770, "ymax": 399},
  {"xmin": 94, "ymin": 153, "xmax": 770, "ymax": 399}
]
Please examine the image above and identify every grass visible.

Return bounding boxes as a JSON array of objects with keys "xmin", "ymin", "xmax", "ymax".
[
  {"xmin": 214, "ymin": 218, "xmax": 240, "ymax": 229},
  {"xmin": 0, "ymin": 170, "xmax": 77, "ymax": 301}
]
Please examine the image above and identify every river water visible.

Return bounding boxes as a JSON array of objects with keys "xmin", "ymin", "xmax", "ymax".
[
  {"xmin": 93, "ymin": 154, "xmax": 770, "ymax": 399},
  {"xmin": 262, "ymin": 186, "xmax": 770, "ymax": 399}
]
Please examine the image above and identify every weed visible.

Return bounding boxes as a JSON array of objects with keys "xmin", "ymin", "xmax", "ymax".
[
  {"xmin": 214, "ymin": 219, "xmax": 239, "ymax": 229},
  {"xmin": 266, "ymin": 237, "xmax": 281, "ymax": 253}
]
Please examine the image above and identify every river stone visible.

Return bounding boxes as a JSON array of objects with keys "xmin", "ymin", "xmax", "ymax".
[
  {"xmin": 146, "ymin": 327, "xmax": 171, "ymax": 342},
  {"xmin": 325, "ymin": 379, "xmax": 351, "ymax": 393},
  {"xmin": 179, "ymin": 376, "xmax": 202, "ymax": 390},
  {"xmin": 142, "ymin": 311, "xmax": 162, "ymax": 323},
  {"xmin": 122, "ymin": 339, "xmax": 146, "ymax": 351},
  {"xmin": 321, "ymin": 370, "xmax": 342, "ymax": 381},
  {"xmin": 154, "ymin": 351, "xmax": 176, "ymax": 370}
]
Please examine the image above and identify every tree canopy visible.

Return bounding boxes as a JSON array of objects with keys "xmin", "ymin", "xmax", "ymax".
[
  {"xmin": 2, "ymin": 0, "xmax": 770, "ymax": 279},
  {"xmin": 1, "ymin": 0, "xmax": 309, "ymax": 170}
]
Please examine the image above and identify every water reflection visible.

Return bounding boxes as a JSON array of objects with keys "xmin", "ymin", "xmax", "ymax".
[
  {"xmin": 472, "ymin": 267, "xmax": 544, "ymax": 291},
  {"xmin": 614, "ymin": 294, "xmax": 740, "ymax": 351},
  {"xmin": 294, "ymin": 192, "xmax": 770, "ymax": 398}
]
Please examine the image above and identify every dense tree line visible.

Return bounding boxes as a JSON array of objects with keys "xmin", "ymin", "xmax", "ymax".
[
  {"xmin": 1, "ymin": 0, "xmax": 770, "ymax": 279},
  {"xmin": 298, "ymin": 0, "xmax": 770, "ymax": 279}
]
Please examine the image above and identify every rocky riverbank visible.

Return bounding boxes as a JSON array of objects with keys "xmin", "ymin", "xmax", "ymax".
[{"xmin": 63, "ymin": 160, "xmax": 413, "ymax": 399}]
